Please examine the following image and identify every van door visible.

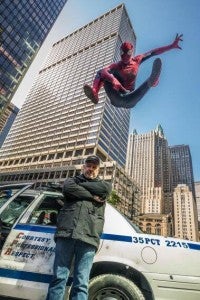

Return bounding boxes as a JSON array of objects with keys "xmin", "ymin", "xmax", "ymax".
[
  {"xmin": 0, "ymin": 184, "xmax": 37, "ymax": 249},
  {"xmin": 0, "ymin": 192, "xmax": 64, "ymax": 300}
]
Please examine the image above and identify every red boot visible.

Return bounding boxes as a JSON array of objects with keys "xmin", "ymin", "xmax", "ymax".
[
  {"xmin": 147, "ymin": 58, "xmax": 162, "ymax": 87},
  {"xmin": 84, "ymin": 77, "xmax": 104, "ymax": 104},
  {"xmin": 84, "ymin": 84, "xmax": 99, "ymax": 104}
]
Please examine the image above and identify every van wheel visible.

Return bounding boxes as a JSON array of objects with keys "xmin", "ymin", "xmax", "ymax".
[{"xmin": 88, "ymin": 274, "xmax": 145, "ymax": 300}]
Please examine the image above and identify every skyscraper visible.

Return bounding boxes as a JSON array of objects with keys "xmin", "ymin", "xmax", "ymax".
[
  {"xmin": 194, "ymin": 181, "xmax": 200, "ymax": 226},
  {"xmin": 173, "ymin": 184, "xmax": 198, "ymax": 241},
  {"xmin": 0, "ymin": 0, "xmax": 68, "ymax": 116},
  {"xmin": 0, "ymin": 4, "xmax": 135, "ymax": 185},
  {"xmin": 126, "ymin": 125, "xmax": 171, "ymax": 214},
  {"xmin": 0, "ymin": 102, "xmax": 19, "ymax": 147},
  {"xmin": 169, "ymin": 145, "xmax": 196, "ymax": 199}
]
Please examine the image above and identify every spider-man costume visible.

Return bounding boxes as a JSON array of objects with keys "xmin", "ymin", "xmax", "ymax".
[{"xmin": 84, "ymin": 34, "xmax": 183, "ymax": 106}]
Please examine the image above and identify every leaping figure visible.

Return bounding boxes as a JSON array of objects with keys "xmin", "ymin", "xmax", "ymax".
[{"xmin": 84, "ymin": 34, "xmax": 183, "ymax": 108}]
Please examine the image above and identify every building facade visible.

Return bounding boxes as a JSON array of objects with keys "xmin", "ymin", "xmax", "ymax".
[
  {"xmin": 0, "ymin": 4, "xmax": 135, "ymax": 173},
  {"xmin": 195, "ymin": 181, "xmax": 200, "ymax": 221},
  {"xmin": 0, "ymin": 102, "xmax": 19, "ymax": 147},
  {"xmin": 194, "ymin": 181, "xmax": 200, "ymax": 235},
  {"xmin": 126, "ymin": 125, "xmax": 171, "ymax": 215},
  {"xmin": 169, "ymin": 145, "xmax": 196, "ymax": 199},
  {"xmin": 0, "ymin": 0, "xmax": 68, "ymax": 116},
  {"xmin": 0, "ymin": 4, "xmax": 140, "ymax": 221},
  {"xmin": 173, "ymin": 184, "xmax": 198, "ymax": 241},
  {"xmin": 139, "ymin": 213, "xmax": 173, "ymax": 237}
]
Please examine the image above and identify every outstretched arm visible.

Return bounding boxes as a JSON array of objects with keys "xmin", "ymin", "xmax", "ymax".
[{"xmin": 141, "ymin": 34, "xmax": 183, "ymax": 62}]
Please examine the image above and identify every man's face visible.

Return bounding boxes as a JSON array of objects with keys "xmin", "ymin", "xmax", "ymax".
[{"xmin": 83, "ymin": 162, "xmax": 100, "ymax": 179}]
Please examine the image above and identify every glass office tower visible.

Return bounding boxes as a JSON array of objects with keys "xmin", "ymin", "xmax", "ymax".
[
  {"xmin": 0, "ymin": 4, "xmax": 136, "ymax": 185},
  {"xmin": 0, "ymin": 102, "xmax": 19, "ymax": 147},
  {"xmin": 169, "ymin": 145, "xmax": 196, "ymax": 199},
  {"xmin": 0, "ymin": 0, "xmax": 67, "ymax": 116}
]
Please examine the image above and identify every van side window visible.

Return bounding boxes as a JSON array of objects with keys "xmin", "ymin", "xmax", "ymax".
[{"xmin": 27, "ymin": 195, "xmax": 63, "ymax": 226}]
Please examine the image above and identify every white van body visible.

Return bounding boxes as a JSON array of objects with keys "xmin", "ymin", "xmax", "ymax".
[{"xmin": 0, "ymin": 184, "xmax": 199, "ymax": 300}]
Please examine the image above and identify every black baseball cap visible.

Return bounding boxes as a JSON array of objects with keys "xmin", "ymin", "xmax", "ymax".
[{"xmin": 85, "ymin": 155, "xmax": 100, "ymax": 165}]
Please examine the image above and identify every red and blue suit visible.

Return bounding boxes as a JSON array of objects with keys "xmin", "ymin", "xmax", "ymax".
[{"xmin": 84, "ymin": 34, "xmax": 183, "ymax": 104}]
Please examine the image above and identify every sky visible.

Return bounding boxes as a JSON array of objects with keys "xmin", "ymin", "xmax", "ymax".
[{"xmin": 11, "ymin": 0, "xmax": 200, "ymax": 181}]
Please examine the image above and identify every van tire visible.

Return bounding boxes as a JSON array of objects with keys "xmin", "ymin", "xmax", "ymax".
[{"xmin": 88, "ymin": 273, "xmax": 145, "ymax": 300}]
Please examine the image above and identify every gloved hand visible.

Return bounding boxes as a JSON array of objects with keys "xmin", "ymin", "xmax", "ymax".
[
  {"xmin": 171, "ymin": 34, "xmax": 183, "ymax": 50},
  {"xmin": 112, "ymin": 78, "xmax": 127, "ymax": 92}
]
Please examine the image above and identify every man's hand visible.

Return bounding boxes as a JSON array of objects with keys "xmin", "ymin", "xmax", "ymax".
[
  {"xmin": 171, "ymin": 34, "xmax": 183, "ymax": 50},
  {"xmin": 93, "ymin": 195, "xmax": 105, "ymax": 203},
  {"xmin": 57, "ymin": 199, "xmax": 64, "ymax": 207}
]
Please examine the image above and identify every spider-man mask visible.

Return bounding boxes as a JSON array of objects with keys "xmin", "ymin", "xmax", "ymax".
[{"xmin": 120, "ymin": 42, "xmax": 134, "ymax": 63}]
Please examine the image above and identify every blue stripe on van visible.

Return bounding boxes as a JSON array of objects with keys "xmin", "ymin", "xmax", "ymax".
[
  {"xmin": 14, "ymin": 224, "xmax": 133, "ymax": 242},
  {"xmin": 12, "ymin": 224, "xmax": 200, "ymax": 250},
  {"xmin": 187, "ymin": 243, "xmax": 200, "ymax": 250},
  {"xmin": 14, "ymin": 224, "xmax": 56, "ymax": 233},
  {"xmin": 0, "ymin": 268, "xmax": 73, "ymax": 285},
  {"xmin": 101, "ymin": 233, "xmax": 132, "ymax": 242},
  {"xmin": 0, "ymin": 268, "xmax": 52, "ymax": 283}
]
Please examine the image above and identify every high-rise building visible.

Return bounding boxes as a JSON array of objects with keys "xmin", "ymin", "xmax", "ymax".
[
  {"xmin": 0, "ymin": 0, "xmax": 68, "ymax": 116},
  {"xmin": 0, "ymin": 4, "xmax": 135, "ymax": 180},
  {"xmin": 169, "ymin": 145, "xmax": 196, "ymax": 199},
  {"xmin": 126, "ymin": 125, "xmax": 171, "ymax": 214},
  {"xmin": 173, "ymin": 184, "xmax": 198, "ymax": 241},
  {"xmin": 195, "ymin": 181, "xmax": 200, "ymax": 219},
  {"xmin": 194, "ymin": 181, "xmax": 200, "ymax": 233},
  {"xmin": 0, "ymin": 102, "xmax": 19, "ymax": 147},
  {"xmin": 0, "ymin": 4, "xmax": 140, "ymax": 223}
]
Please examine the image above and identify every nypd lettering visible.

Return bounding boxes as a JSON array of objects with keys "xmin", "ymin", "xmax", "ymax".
[{"xmin": 132, "ymin": 236, "xmax": 160, "ymax": 246}]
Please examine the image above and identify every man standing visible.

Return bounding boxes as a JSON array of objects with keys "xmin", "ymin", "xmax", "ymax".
[{"xmin": 47, "ymin": 155, "xmax": 112, "ymax": 300}]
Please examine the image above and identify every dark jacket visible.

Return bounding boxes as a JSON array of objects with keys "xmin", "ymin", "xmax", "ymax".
[{"xmin": 55, "ymin": 174, "xmax": 112, "ymax": 249}]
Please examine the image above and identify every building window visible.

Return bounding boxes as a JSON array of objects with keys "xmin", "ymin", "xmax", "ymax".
[
  {"xmin": 75, "ymin": 149, "xmax": 83, "ymax": 156},
  {"xmin": 43, "ymin": 172, "xmax": 49, "ymax": 179},
  {"xmin": 146, "ymin": 223, "xmax": 151, "ymax": 234},
  {"xmin": 40, "ymin": 155, "xmax": 47, "ymax": 161},
  {"xmin": 155, "ymin": 224, "xmax": 161, "ymax": 235},
  {"xmin": 48, "ymin": 153, "xmax": 55, "ymax": 160},
  {"xmin": 65, "ymin": 151, "xmax": 73, "ymax": 158},
  {"xmin": 56, "ymin": 152, "xmax": 64, "ymax": 159},
  {"xmin": 72, "ymin": 159, "xmax": 82, "ymax": 165},
  {"xmin": 85, "ymin": 148, "xmax": 94, "ymax": 155},
  {"xmin": 49, "ymin": 172, "xmax": 55, "ymax": 179},
  {"xmin": 26, "ymin": 157, "xmax": 32, "ymax": 163},
  {"xmin": 55, "ymin": 171, "xmax": 61, "ymax": 179}
]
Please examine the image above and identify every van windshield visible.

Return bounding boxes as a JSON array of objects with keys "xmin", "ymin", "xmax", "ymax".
[
  {"xmin": 0, "ymin": 188, "xmax": 19, "ymax": 209},
  {"xmin": 110, "ymin": 204, "xmax": 143, "ymax": 233},
  {"xmin": 123, "ymin": 215, "xmax": 143, "ymax": 233},
  {"xmin": 0, "ymin": 194, "xmax": 35, "ymax": 227}
]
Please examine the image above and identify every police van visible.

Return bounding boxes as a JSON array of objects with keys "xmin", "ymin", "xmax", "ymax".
[{"xmin": 0, "ymin": 183, "xmax": 199, "ymax": 300}]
